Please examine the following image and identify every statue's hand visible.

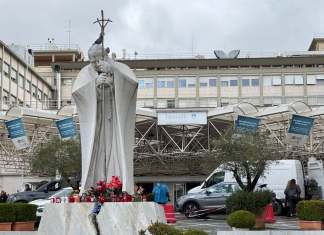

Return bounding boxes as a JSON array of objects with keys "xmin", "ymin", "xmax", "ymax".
[
  {"xmin": 96, "ymin": 73, "xmax": 113, "ymax": 87},
  {"xmin": 97, "ymin": 60, "xmax": 113, "ymax": 74}
]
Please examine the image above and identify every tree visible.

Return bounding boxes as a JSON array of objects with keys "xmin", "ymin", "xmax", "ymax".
[
  {"xmin": 213, "ymin": 130, "xmax": 282, "ymax": 192},
  {"xmin": 31, "ymin": 137, "xmax": 81, "ymax": 180}
]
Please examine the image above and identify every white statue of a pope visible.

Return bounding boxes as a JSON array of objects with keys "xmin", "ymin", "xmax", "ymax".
[{"xmin": 72, "ymin": 38, "xmax": 137, "ymax": 194}]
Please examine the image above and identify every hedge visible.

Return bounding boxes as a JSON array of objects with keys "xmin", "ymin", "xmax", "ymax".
[{"xmin": 297, "ymin": 200, "xmax": 324, "ymax": 221}]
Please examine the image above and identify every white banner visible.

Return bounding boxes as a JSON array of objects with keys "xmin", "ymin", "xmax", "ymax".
[{"xmin": 158, "ymin": 112, "xmax": 207, "ymax": 125}]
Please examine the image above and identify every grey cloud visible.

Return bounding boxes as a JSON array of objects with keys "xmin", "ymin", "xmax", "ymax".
[{"xmin": 1, "ymin": 0, "xmax": 324, "ymax": 59}]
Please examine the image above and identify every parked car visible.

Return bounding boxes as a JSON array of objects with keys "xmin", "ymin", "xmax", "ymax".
[
  {"xmin": 29, "ymin": 187, "xmax": 73, "ymax": 218},
  {"xmin": 177, "ymin": 182, "xmax": 280, "ymax": 218},
  {"xmin": 176, "ymin": 182, "xmax": 239, "ymax": 218},
  {"xmin": 7, "ymin": 180, "xmax": 62, "ymax": 203}
]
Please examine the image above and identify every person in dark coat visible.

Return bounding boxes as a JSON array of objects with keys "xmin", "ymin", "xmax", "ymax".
[{"xmin": 284, "ymin": 179, "xmax": 301, "ymax": 217}]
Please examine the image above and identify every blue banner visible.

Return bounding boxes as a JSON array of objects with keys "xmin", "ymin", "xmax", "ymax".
[
  {"xmin": 5, "ymin": 118, "xmax": 26, "ymax": 139},
  {"xmin": 235, "ymin": 115, "xmax": 260, "ymax": 133},
  {"xmin": 5, "ymin": 118, "xmax": 29, "ymax": 150},
  {"xmin": 288, "ymin": 114, "xmax": 314, "ymax": 136},
  {"xmin": 56, "ymin": 117, "xmax": 76, "ymax": 139}
]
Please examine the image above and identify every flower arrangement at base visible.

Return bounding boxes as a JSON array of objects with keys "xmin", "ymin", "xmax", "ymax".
[{"xmin": 81, "ymin": 176, "xmax": 133, "ymax": 203}]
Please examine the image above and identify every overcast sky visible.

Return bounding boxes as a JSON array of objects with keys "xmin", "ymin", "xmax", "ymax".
[{"xmin": 1, "ymin": 0, "xmax": 324, "ymax": 59}]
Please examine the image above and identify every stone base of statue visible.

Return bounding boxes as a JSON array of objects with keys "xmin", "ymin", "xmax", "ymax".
[{"xmin": 37, "ymin": 202, "xmax": 166, "ymax": 235}]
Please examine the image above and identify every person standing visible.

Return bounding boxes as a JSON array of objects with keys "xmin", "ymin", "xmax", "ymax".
[
  {"xmin": 152, "ymin": 183, "xmax": 170, "ymax": 205},
  {"xmin": 284, "ymin": 179, "xmax": 301, "ymax": 217},
  {"xmin": 0, "ymin": 191, "xmax": 8, "ymax": 202}
]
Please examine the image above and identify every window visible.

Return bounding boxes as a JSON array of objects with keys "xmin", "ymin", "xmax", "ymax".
[
  {"xmin": 179, "ymin": 79, "xmax": 187, "ymax": 88},
  {"xmin": 38, "ymin": 89, "xmax": 42, "ymax": 100},
  {"xmin": 242, "ymin": 79, "xmax": 250, "ymax": 87},
  {"xmin": 208, "ymin": 183, "xmax": 229, "ymax": 193},
  {"xmin": 205, "ymin": 172, "xmax": 225, "ymax": 188},
  {"xmin": 285, "ymin": 75, "xmax": 294, "ymax": 85},
  {"xmin": 306, "ymin": 75, "xmax": 316, "ymax": 85},
  {"xmin": 221, "ymin": 81, "xmax": 229, "ymax": 87},
  {"xmin": 32, "ymin": 84, "xmax": 37, "ymax": 97},
  {"xmin": 26, "ymin": 80, "xmax": 31, "ymax": 92},
  {"xmin": 11, "ymin": 69, "xmax": 17, "ymax": 83},
  {"xmin": 199, "ymin": 77, "xmax": 208, "ymax": 87},
  {"xmin": 138, "ymin": 80, "xmax": 144, "ymax": 89},
  {"xmin": 166, "ymin": 81, "xmax": 174, "ymax": 88},
  {"xmin": 294, "ymin": 75, "xmax": 304, "ymax": 85},
  {"xmin": 251, "ymin": 78, "xmax": 259, "ymax": 86},
  {"xmin": 209, "ymin": 79, "xmax": 217, "ymax": 87},
  {"xmin": 167, "ymin": 99, "xmax": 175, "ymax": 108},
  {"xmin": 230, "ymin": 80, "xmax": 238, "ymax": 86},
  {"xmin": 145, "ymin": 81, "xmax": 153, "ymax": 88},
  {"xmin": 157, "ymin": 80, "xmax": 165, "ymax": 88},
  {"xmin": 187, "ymin": 78, "xmax": 196, "ymax": 88},
  {"xmin": 18, "ymin": 74, "xmax": 24, "ymax": 88},
  {"xmin": 272, "ymin": 76, "xmax": 282, "ymax": 86},
  {"xmin": 263, "ymin": 76, "xmax": 272, "ymax": 86},
  {"xmin": 3, "ymin": 63, "xmax": 9, "ymax": 75}
]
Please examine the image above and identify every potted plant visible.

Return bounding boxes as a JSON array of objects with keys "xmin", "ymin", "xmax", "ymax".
[
  {"xmin": 12, "ymin": 203, "xmax": 37, "ymax": 231},
  {"xmin": 297, "ymin": 200, "xmax": 324, "ymax": 230},
  {"xmin": 227, "ymin": 210, "xmax": 256, "ymax": 230},
  {"xmin": 226, "ymin": 190, "xmax": 272, "ymax": 229},
  {"xmin": 0, "ymin": 204, "xmax": 15, "ymax": 231}
]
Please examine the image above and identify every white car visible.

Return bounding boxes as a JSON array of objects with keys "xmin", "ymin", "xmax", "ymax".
[{"xmin": 29, "ymin": 187, "xmax": 73, "ymax": 217}]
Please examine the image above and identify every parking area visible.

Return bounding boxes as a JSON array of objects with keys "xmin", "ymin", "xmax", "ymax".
[{"xmin": 174, "ymin": 213, "xmax": 299, "ymax": 234}]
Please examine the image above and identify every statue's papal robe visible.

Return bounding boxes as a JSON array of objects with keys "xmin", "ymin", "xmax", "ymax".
[{"xmin": 72, "ymin": 61, "xmax": 137, "ymax": 194}]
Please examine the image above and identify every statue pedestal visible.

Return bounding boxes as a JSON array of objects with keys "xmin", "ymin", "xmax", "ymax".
[{"xmin": 38, "ymin": 202, "xmax": 166, "ymax": 235}]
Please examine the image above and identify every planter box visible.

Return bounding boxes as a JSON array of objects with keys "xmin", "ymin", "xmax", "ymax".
[
  {"xmin": 299, "ymin": 220, "xmax": 322, "ymax": 230},
  {"xmin": 0, "ymin": 222, "xmax": 12, "ymax": 231},
  {"xmin": 232, "ymin": 227, "xmax": 249, "ymax": 231},
  {"xmin": 254, "ymin": 216, "xmax": 265, "ymax": 229},
  {"xmin": 12, "ymin": 221, "xmax": 35, "ymax": 231}
]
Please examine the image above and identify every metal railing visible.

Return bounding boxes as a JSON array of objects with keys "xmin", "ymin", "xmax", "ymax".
[{"xmin": 28, "ymin": 43, "xmax": 81, "ymax": 52}]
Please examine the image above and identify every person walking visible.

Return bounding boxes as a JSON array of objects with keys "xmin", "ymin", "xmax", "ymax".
[
  {"xmin": 284, "ymin": 179, "xmax": 301, "ymax": 217},
  {"xmin": 152, "ymin": 183, "xmax": 170, "ymax": 205}
]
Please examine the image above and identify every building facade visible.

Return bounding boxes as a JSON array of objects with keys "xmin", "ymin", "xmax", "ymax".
[
  {"xmin": 47, "ymin": 38, "xmax": 324, "ymax": 110},
  {"xmin": 0, "ymin": 41, "xmax": 53, "ymax": 111}
]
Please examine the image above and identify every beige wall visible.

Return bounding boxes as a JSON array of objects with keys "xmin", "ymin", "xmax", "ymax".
[{"xmin": 0, "ymin": 43, "xmax": 53, "ymax": 109}]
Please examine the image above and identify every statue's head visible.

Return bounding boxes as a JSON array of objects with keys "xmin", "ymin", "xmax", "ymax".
[{"xmin": 88, "ymin": 38, "xmax": 110, "ymax": 72}]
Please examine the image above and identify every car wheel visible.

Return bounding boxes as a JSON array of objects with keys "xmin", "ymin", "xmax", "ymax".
[
  {"xmin": 272, "ymin": 199, "xmax": 283, "ymax": 216},
  {"xmin": 183, "ymin": 202, "xmax": 200, "ymax": 218}
]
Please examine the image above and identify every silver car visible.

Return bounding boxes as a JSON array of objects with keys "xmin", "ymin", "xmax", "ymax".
[{"xmin": 176, "ymin": 182, "xmax": 239, "ymax": 218}]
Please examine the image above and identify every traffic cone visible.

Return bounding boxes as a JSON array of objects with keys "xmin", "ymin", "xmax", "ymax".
[
  {"xmin": 162, "ymin": 204, "xmax": 176, "ymax": 223},
  {"xmin": 263, "ymin": 203, "xmax": 276, "ymax": 223}
]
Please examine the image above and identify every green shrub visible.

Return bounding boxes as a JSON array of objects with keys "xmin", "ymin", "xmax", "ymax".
[
  {"xmin": 226, "ymin": 190, "xmax": 272, "ymax": 215},
  {"xmin": 183, "ymin": 229, "xmax": 208, "ymax": 235},
  {"xmin": 227, "ymin": 210, "xmax": 256, "ymax": 229},
  {"xmin": 147, "ymin": 222, "xmax": 183, "ymax": 235},
  {"xmin": 0, "ymin": 204, "xmax": 15, "ymax": 222},
  {"xmin": 297, "ymin": 200, "xmax": 324, "ymax": 221},
  {"xmin": 13, "ymin": 203, "xmax": 37, "ymax": 222}
]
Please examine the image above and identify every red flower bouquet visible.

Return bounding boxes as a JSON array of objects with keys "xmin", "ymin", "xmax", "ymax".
[{"xmin": 82, "ymin": 176, "xmax": 132, "ymax": 203}]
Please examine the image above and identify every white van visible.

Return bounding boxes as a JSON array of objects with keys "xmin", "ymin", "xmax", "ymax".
[{"xmin": 188, "ymin": 160, "xmax": 305, "ymax": 200}]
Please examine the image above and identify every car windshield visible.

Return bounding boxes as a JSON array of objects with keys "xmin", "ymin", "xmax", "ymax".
[{"xmin": 48, "ymin": 188, "xmax": 73, "ymax": 199}]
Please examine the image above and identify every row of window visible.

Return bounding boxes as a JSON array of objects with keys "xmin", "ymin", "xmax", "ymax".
[
  {"xmin": 138, "ymin": 74, "xmax": 324, "ymax": 89},
  {"xmin": 137, "ymin": 96, "xmax": 324, "ymax": 108}
]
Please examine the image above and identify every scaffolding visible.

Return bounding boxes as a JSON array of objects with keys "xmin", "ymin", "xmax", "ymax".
[{"xmin": 0, "ymin": 102, "xmax": 324, "ymax": 176}]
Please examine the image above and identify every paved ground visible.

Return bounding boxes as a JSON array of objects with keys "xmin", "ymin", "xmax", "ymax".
[{"xmin": 173, "ymin": 213, "xmax": 299, "ymax": 235}]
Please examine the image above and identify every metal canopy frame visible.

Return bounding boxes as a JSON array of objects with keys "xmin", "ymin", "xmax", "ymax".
[{"xmin": 1, "ymin": 102, "xmax": 324, "ymax": 175}]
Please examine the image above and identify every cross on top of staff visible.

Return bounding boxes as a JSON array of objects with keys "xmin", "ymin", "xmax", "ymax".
[{"xmin": 93, "ymin": 10, "xmax": 112, "ymax": 36}]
